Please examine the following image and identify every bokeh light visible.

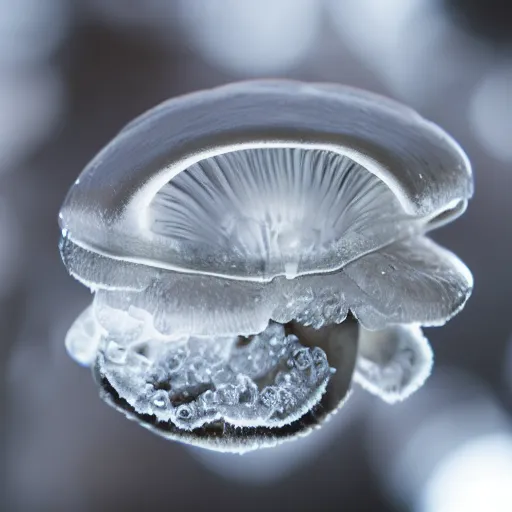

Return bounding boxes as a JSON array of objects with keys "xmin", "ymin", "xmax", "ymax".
[
  {"xmin": 326, "ymin": 0, "xmax": 490, "ymax": 104},
  {"xmin": 177, "ymin": 0, "xmax": 322, "ymax": 75},
  {"xmin": 326, "ymin": 0, "xmax": 442, "ymax": 101},
  {"xmin": 0, "ymin": 0, "xmax": 68, "ymax": 69},
  {"xmin": 1, "ymin": 1, "xmax": 511, "ymax": 510},
  {"xmin": 418, "ymin": 433, "xmax": 512, "ymax": 512},
  {"xmin": 469, "ymin": 65, "xmax": 512, "ymax": 163},
  {"xmin": 366, "ymin": 369, "xmax": 512, "ymax": 511}
]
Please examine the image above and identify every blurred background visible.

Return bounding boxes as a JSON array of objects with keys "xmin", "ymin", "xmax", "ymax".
[{"xmin": 1, "ymin": 1, "xmax": 511, "ymax": 511}]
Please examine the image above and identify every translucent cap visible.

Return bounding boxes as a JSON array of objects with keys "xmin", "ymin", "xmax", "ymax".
[{"xmin": 59, "ymin": 80, "xmax": 473, "ymax": 283}]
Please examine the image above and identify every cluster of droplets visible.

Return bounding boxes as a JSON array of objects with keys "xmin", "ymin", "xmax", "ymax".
[
  {"xmin": 292, "ymin": 293, "xmax": 348, "ymax": 329},
  {"xmin": 273, "ymin": 279, "xmax": 349, "ymax": 330},
  {"xmin": 97, "ymin": 321, "xmax": 334, "ymax": 430}
]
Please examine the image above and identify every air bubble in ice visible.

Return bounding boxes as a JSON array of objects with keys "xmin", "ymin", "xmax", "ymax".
[{"xmin": 96, "ymin": 321, "xmax": 333, "ymax": 430}]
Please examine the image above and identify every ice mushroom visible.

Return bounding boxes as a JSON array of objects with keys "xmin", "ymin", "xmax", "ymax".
[{"xmin": 59, "ymin": 81, "xmax": 473, "ymax": 453}]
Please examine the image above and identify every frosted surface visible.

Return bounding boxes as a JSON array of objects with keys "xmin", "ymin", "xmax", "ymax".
[
  {"xmin": 354, "ymin": 324, "xmax": 433, "ymax": 403},
  {"xmin": 59, "ymin": 80, "xmax": 474, "ymax": 268},
  {"xmin": 149, "ymin": 148, "xmax": 419, "ymax": 279},
  {"xmin": 343, "ymin": 236, "xmax": 473, "ymax": 329},
  {"xmin": 65, "ymin": 305, "xmax": 101, "ymax": 366},
  {"xmin": 90, "ymin": 235, "xmax": 471, "ymax": 338},
  {"xmin": 93, "ymin": 320, "xmax": 359, "ymax": 453},
  {"xmin": 95, "ymin": 321, "xmax": 333, "ymax": 429},
  {"xmin": 57, "ymin": 81, "xmax": 474, "ymax": 451}
]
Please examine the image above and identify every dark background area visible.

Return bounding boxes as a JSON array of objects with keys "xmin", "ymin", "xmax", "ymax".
[{"xmin": 1, "ymin": 1, "xmax": 511, "ymax": 511}]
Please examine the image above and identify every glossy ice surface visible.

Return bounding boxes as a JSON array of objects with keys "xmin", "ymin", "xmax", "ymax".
[
  {"xmin": 59, "ymin": 81, "xmax": 472, "ymax": 279},
  {"xmin": 59, "ymin": 80, "xmax": 473, "ymax": 452}
]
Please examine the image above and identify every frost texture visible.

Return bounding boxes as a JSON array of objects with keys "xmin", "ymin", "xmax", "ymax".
[
  {"xmin": 91, "ymin": 234, "xmax": 471, "ymax": 338},
  {"xmin": 65, "ymin": 305, "xmax": 100, "ymax": 366},
  {"xmin": 354, "ymin": 324, "xmax": 433, "ymax": 403},
  {"xmin": 58, "ymin": 82, "xmax": 473, "ymax": 452},
  {"xmin": 96, "ymin": 321, "xmax": 333, "ymax": 430},
  {"xmin": 149, "ymin": 148, "xmax": 420, "ymax": 280},
  {"xmin": 60, "ymin": 145, "xmax": 471, "ymax": 443}
]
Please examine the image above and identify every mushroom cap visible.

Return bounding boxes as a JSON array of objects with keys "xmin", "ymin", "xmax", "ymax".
[{"xmin": 59, "ymin": 80, "xmax": 473, "ymax": 285}]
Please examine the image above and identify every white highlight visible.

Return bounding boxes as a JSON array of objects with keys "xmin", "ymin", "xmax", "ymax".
[
  {"xmin": 469, "ymin": 66, "xmax": 512, "ymax": 163},
  {"xmin": 0, "ymin": 0, "xmax": 68, "ymax": 69},
  {"xmin": 326, "ymin": 0, "xmax": 475, "ymax": 103},
  {"xmin": 418, "ymin": 434, "xmax": 512, "ymax": 512},
  {"xmin": 177, "ymin": 0, "xmax": 321, "ymax": 75}
]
